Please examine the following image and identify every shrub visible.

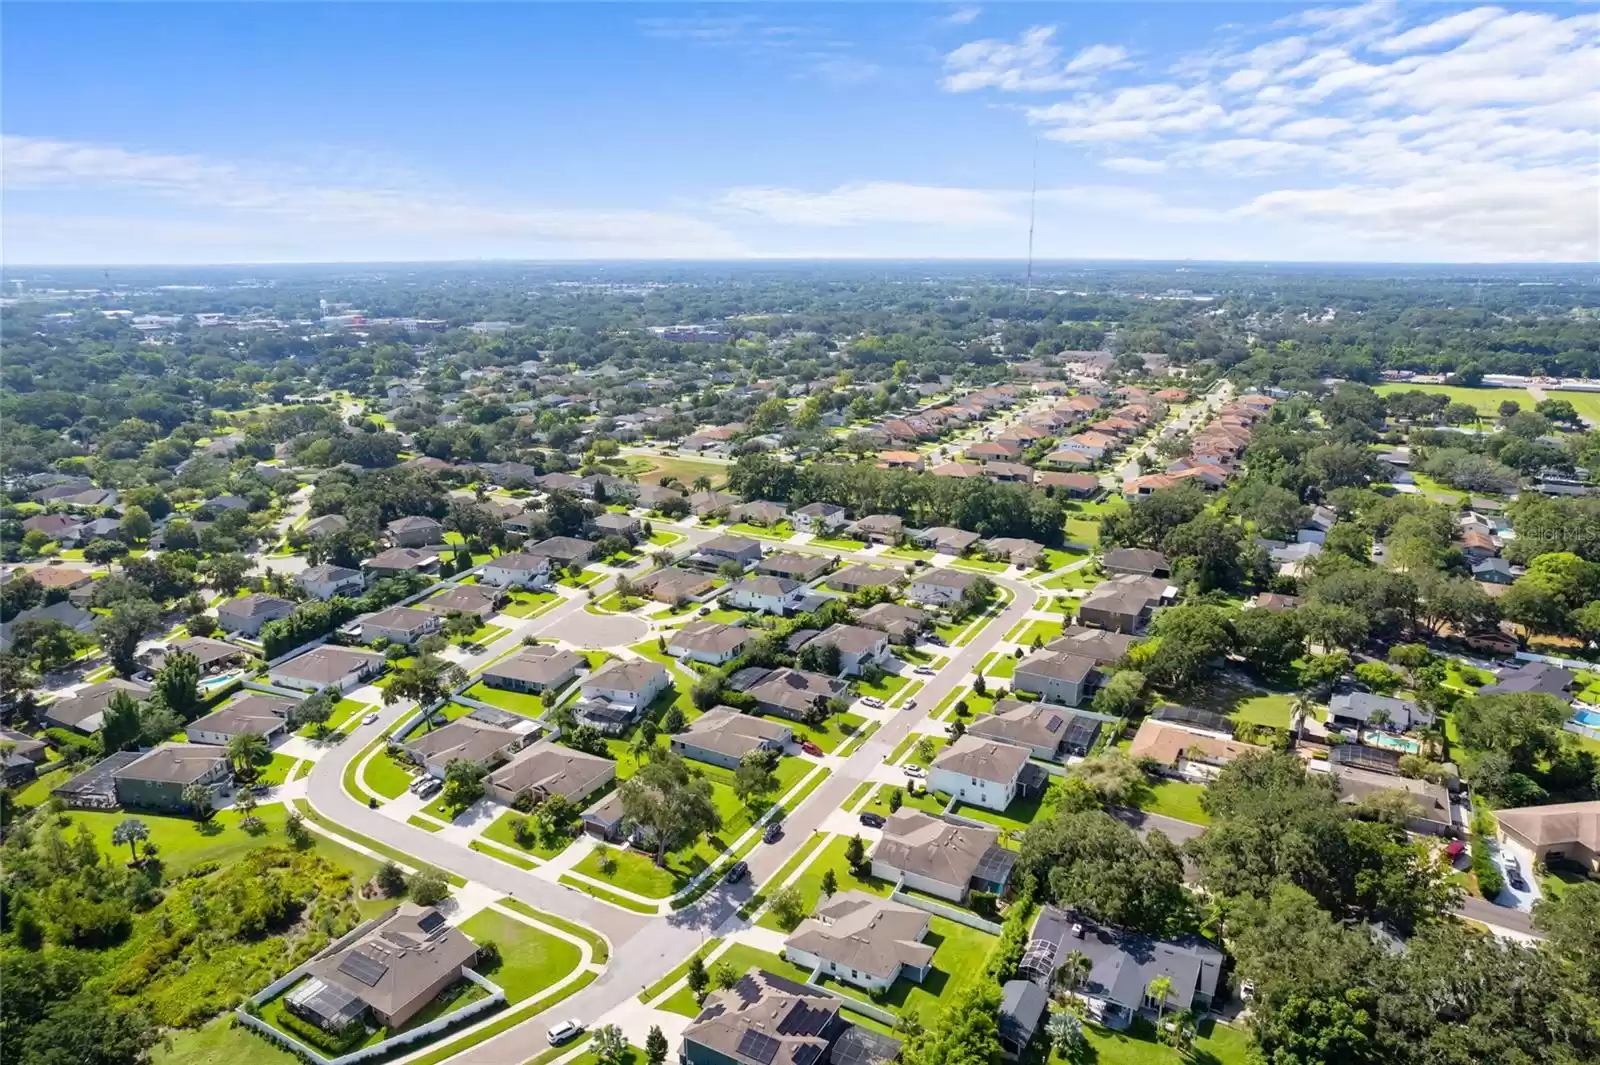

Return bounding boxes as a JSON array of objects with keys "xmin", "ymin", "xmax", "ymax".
[
  {"xmin": 1472, "ymin": 834, "xmax": 1505, "ymax": 899},
  {"xmin": 475, "ymin": 939, "xmax": 502, "ymax": 970},
  {"xmin": 408, "ymin": 867, "xmax": 450, "ymax": 906},
  {"xmin": 273, "ymin": 1005, "xmax": 368, "ymax": 1054}
]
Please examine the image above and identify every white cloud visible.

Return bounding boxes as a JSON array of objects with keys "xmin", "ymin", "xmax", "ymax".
[
  {"xmin": 3, "ymin": 136, "xmax": 742, "ymax": 258},
  {"xmin": 942, "ymin": 26, "xmax": 1126, "ymax": 92},
  {"xmin": 1375, "ymin": 7, "xmax": 1505, "ymax": 53},
  {"xmin": 941, "ymin": 6, "xmax": 982, "ymax": 27},
  {"xmin": 716, "ymin": 182, "xmax": 1019, "ymax": 226}
]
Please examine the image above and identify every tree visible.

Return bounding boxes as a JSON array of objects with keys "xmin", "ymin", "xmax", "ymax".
[
  {"xmin": 290, "ymin": 691, "xmax": 335, "ymax": 737},
  {"xmin": 768, "ymin": 884, "xmax": 806, "ymax": 928},
  {"xmin": 93, "ymin": 598, "xmax": 161, "ymax": 677},
  {"xmin": 845, "ymin": 834, "xmax": 867, "ymax": 872},
  {"xmin": 1017, "ymin": 809, "xmax": 1188, "ymax": 934},
  {"xmin": 647, "ymin": 1025, "xmax": 670, "ymax": 1065},
  {"xmin": 99, "ymin": 690, "xmax": 146, "ymax": 753},
  {"xmin": 915, "ymin": 736, "xmax": 937, "ymax": 763},
  {"xmin": 110, "ymin": 818, "xmax": 149, "ymax": 863},
  {"xmin": 284, "ymin": 810, "xmax": 311, "ymax": 847},
  {"xmin": 1162, "ymin": 512, "xmax": 1251, "ymax": 593},
  {"xmin": 183, "ymin": 612, "xmax": 219, "ymax": 639},
  {"xmin": 201, "ymin": 553, "xmax": 252, "ymax": 596},
  {"xmin": 443, "ymin": 757, "xmax": 488, "ymax": 809},
  {"xmin": 1233, "ymin": 609, "xmax": 1305, "ymax": 678},
  {"xmin": 820, "ymin": 868, "xmax": 839, "ymax": 898},
  {"xmin": 687, "ymin": 954, "xmax": 709, "ymax": 1001},
  {"xmin": 19, "ymin": 993, "xmax": 160, "ymax": 1065},
  {"xmin": 618, "ymin": 751, "xmax": 722, "ymax": 866},
  {"xmin": 226, "ymin": 731, "xmax": 270, "ymax": 782},
  {"xmin": 11, "ymin": 619, "xmax": 84, "ymax": 674},
  {"xmin": 181, "ymin": 781, "xmax": 213, "ymax": 821},
  {"xmin": 1067, "ymin": 753, "xmax": 1150, "ymax": 808},
  {"xmin": 119, "ymin": 504, "xmax": 153, "ymax": 544},
  {"xmin": 1143, "ymin": 604, "xmax": 1233, "ymax": 691},
  {"xmin": 379, "ymin": 653, "xmax": 468, "ymax": 714},
  {"xmin": 1145, "ymin": 974, "xmax": 1173, "ymax": 1023},
  {"xmin": 661, "ymin": 705, "xmax": 688, "ymax": 734},
  {"xmin": 408, "ymin": 866, "xmax": 450, "ymax": 905},
  {"xmin": 376, "ymin": 860, "xmax": 408, "ymax": 897},
  {"xmin": 152, "ymin": 648, "xmax": 204, "ymax": 722},
  {"xmin": 81, "ymin": 538, "xmax": 128, "ymax": 568},
  {"xmin": 1297, "ymin": 601, "xmax": 1369, "ymax": 652},
  {"xmin": 592, "ymin": 1024, "xmax": 628, "ymax": 1065},
  {"xmin": 889, "ymin": 787, "xmax": 903, "ymax": 813},
  {"xmin": 733, "ymin": 749, "xmax": 779, "ymax": 807},
  {"xmin": 441, "ymin": 610, "xmax": 480, "ymax": 642}
]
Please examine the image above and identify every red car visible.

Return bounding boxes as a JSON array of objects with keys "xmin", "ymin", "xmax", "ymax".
[{"xmin": 800, "ymin": 740, "xmax": 824, "ymax": 756}]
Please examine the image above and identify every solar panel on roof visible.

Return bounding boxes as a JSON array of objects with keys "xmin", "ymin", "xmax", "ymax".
[
  {"xmin": 417, "ymin": 910, "xmax": 446, "ymax": 934},
  {"xmin": 338, "ymin": 951, "xmax": 389, "ymax": 987},
  {"xmin": 1045, "ymin": 716, "xmax": 1063, "ymax": 733},
  {"xmin": 739, "ymin": 1030, "xmax": 781, "ymax": 1065},
  {"xmin": 1152, "ymin": 704, "xmax": 1233, "ymax": 734}
]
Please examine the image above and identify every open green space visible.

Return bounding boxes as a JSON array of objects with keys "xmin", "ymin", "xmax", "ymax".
[
  {"xmin": 292, "ymin": 799, "xmax": 466, "ymax": 888},
  {"xmin": 1373, "ymin": 382, "xmax": 1538, "ymax": 416},
  {"xmin": 1139, "ymin": 778, "xmax": 1213, "ymax": 825},
  {"xmin": 497, "ymin": 897, "xmax": 610, "ymax": 962},
  {"xmin": 856, "ymin": 672, "xmax": 909, "ymax": 701},
  {"xmin": 1157, "ymin": 682, "xmax": 1296, "ymax": 730},
  {"xmin": 864, "ymin": 783, "xmax": 947, "ymax": 818},
  {"xmin": 741, "ymin": 832, "xmax": 828, "ymax": 919},
  {"xmin": 729, "ymin": 521, "xmax": 794, "ymax": 541},
  {"xmin": 479, "ymin": 809, "xmax": 577, "ymax": 860},
  {"xmin": 463, "ymin": 680, "xmax": 548, "ymax": 717},
  {"xmin": 500, "ymin": 590, "xmax": 561, "ymax": 618},
  {"xmin": 951, "ymin": 556, "xmax": 1009, "ymax": 573},
  {"xmin": 470, "ymin": 840, "xmax": 536, "ymax": 869},
  {"xmin": 790, "ymin": 711, "xmax": 868, "ymax": 753},
  {"xmin": 1550, "ymin": 390, "xmax": 1600, "ymax": 425},
  {"xmin": 362, "ymin": 747, "xmax": 419, "ymax": 799},
  {"xmin": 1041, "ymin": 566, "xmax": 1104, "ymax": 593},
  {"xmin": 757, "ymin": 834, "xmax": 894, "ymax": 931},
  {"xmin": 629, "ymin": 455, "xmax": 729, "ymax": 490},
  {"xmin": 458, "ymin": 908, "xmax": 582, "ymax": 1002},
  {"xmin": 152, "ymin": 1016, "xmax": 302, "ymax": 1065},
  {"xmin": 883, "ymin": 545, "xmax": 935, "ymax": 561}
]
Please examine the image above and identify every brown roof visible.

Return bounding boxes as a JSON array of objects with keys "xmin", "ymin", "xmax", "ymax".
[
  {"xmin": 306, "ymin": 903, "xmax": 478, "ymax": 1022},
  {"xmin": 1046, "ymin": 626, "xmax": 1136, "ymax": 665},
  {"xmin": 30, "ymin": 566, "xmax": 93, "ymax": 590},
  {"xmin": 405, "ymin": 719, "xmax": 519, "ymax": 765},
  {"xmin": 870, "ymin": 808, "xmax": 1005, "ymax": 890},
  {"xmin": 483, "ymin": 646, "xmax": 583, "ymax": 686},
  {"xmin": 114, "ymin": 743, "xmax": 228, "ymax": 785},
  {"xmin": 674, "ymin": 707, "xmax": 792, "ymax": 759},
  {"xmin": 670, "ymin": 621, "xmax": 754, "ymax": 656},
  {"xmin": 488, "ymin": 741, "xmax": 614, "ymax": 801},
  {"xmin": 784, "ymin": 892, "xmax": 934, "ymax": 982},
  {"xmin": 1127, "ymin": 719, "xmax": 1263, "ymax": 767},
  {"xmin": 932, "ymin": 735, "xmax": 1030, "ymax": 783},
  {"xmin": 684, "ymin": 972, "xmax": 840, "ymax": 1065},
  {"xmin": 1497, "ymin": 801, "xmax": 1600, "ymax": 850}
]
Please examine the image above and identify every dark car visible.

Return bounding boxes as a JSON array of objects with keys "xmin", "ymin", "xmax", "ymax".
[
  {"xmin": 1507, "ymin": 868, "xmax": 1529, "ymax": 891},
  {"xmin": 763, "ymin": 822, "xmax": 783, "ymax": 844},
  {"xmin": 725, "ymin": 860, "xmax": 750, "ymax": 884},
  {"xmin": 859, "ymin": 812, "xmax": 886, "ymax": 828}
]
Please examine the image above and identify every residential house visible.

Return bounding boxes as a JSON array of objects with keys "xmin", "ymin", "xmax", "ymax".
[
  {"xmin": 0, "ymin": 601, "xmax": 94, "ymax": 652},
  {"xmin": 670, "ymin": 707, "xmax": 792, "ymax": 770},
  {"xmin": 1472, "ymin": 557, "xmax": 1516, "ymax": 585},
  {"xmin": 1100, "ymin": 548, "xmax": 1170, "ymax": 578},
  {"xmin": 1330, "ymin": 765, "xmax": 1454, "ymax": 836},
  {"xmin": 27, "ymin": 566, "xmax": 95, "ymax": 602},
  {"xmin": 693, "ymin": 535, "xmax": 764, "ymax": 570},
  {"xmin": 576, "ymin": 659, "xmax": 670, "ymax": 734},
  {"xmin": 916, "ymin": 527, "xmax": 982, "ymax": 556},
  {"xmin": 1497, "ymin": 801, "xmax": 1600, "ymax": 874},
  {"xmin": 982, "ymin": 462, "xmax": 1035, "ymax": 484},
  {"xmin": 487, "ymin": 741, "xmax": 614, "ymax": 807},
  {"xmin": 480, "ymin": 551, "xmax": 553, "ymax": 589},
  {"xmin": 268, "ymin": 645, "xmax": 387, "ymax": 693},
  {"xmin": 982, "ymin": 538, "xmax": 1046, "ymax": 569},
  {"xmin": 42, "ymin": 678, "xmax": 151, "ymax": 734},
  {"xmin": 877, "ymin": 451, "xmax": 925, "ymax": 472},
  {"xmin": 849, "ymin": 514, "xmax": 904, "ymax": 545},
  {"xmin": 635, "ymin": 567, "xmax": 716, "ymax": 605},
  {"xmin": 587, "ymin": 512, "xmax": 642, "ymax": 540},
  {"xmin": 731, "ymin": 500, "xmax": 789, "ymax": 526},
  {"xmin": 1298, "ymin": 505, "xmax": 1337, "ymax": 544},
  {"xmin": 909, "ymin": 568, "xmax": 982, "ymax": 607},
  {"xmin": 1077, "ymin": 575, "xmax": 1174, "ymax": 634},
  {"xmin": 186, "ymin": 693, "xmax": 295, "ymax": 746},
  {"xmin": 869, "ymin": 808, "xmax": 1015, "ymax": 903},
  {"xmin": 855, "ymin": 602, "xmax": 928, "ymax": 643},
  {"xmin": 966, "ymin": 440, "xmax": 1023, "ymax": 463},
  {"xmin": 930, "ymin": 736, "xmax": 1042, "ymax": 812},
  {"xmin": 783, "ymin": 893, "xmax": 934, "ymax": 993},
  {"xmin": 428, "ymin": 584, "xmax": 506, "ymax": 621},
  {"xmin": 756, "ymin": 551, "xmax": 833, "ymax": 583},
  {"xmin": 301, "ymin": 514, "xmax": 348, "ymax": 539},
  {"xmin": 480, "ymin": 645, "xmax": 583, "ymax": 694},
  {"xmin": 668, "ymin": 621, "xmax": 753, "ymax": 666},
  {"xmin": 503, "ymin": 512, "xmax": 544, "ymax": 538},
  {"xmin": 1013, "ymin": 651, "xmax": 1099, "ymax": 707},
  {"xmin": 793, "ymin": 502, "xmax": 848, "ymax": 535},
  {"xmin": 405, "ymin": 719, "xmax": 521, "ymax": 778},
  {"xmin": 1250, "ymin": 592, "xmax": 1303, "ymax": 612},
  {"xmin": 292, "ymin": 904, "xmax": 481, "ymax": 1032},
  {"xmin": 296, "ymin": 562, "xmax": 367, "ymax": 600},
  {"xmin": 679, "ymin": 971, "xmax": 902, "ymax": 1065},
  {"xmin": 360, "ymin": 606, "xmax": 442, "ymax": 647},
  {"xmin": 385, "ymin": 516, "xmax": 444, "ymax": 547},
  {"xmin": 0, "ymin": 728, "xmax": 48, "ymax": 786},
  {"xmin": 998, "ymin": 980, "xmax": 1050, "ymax": 1060},
  {"xmin": 726, "ymin": 575, "xmax": 807, "ymax": 615},
  {"xmin": 829, "ymin": 565, "xmax": 904, "ymax": 593},
  {"xmin": 1481, "ymin": 661, "xmax": 1576, "ymax": 701},
  {"xmin": 1127, "ymin": 719, "xmax": 1264, "ymax": 780},
  {"xmin": 931, "ymin": 461, "xmax": 982, "ymax": 479},
  {"xmin": 1035, "ymin": 471, "xmax": 1099, "ymax": 497},
  {"xmin": 21, "ymin": 514, "xmax": 82, "ymax": 541},
  {"xmin": 112, "ymin": 744, "xmax": 232, "ymax": 813},
  {"xmin": 528, "ymin": 536, "xmax": 595, "ymax": 567},
  {"xmin": 362, "ymin": 547, "xmax": 441, "ymax": 577},
  {"xmin": 1045, "ymin": 625, "xmax": 1137, "ymax": 666},
  {"xmin": 741, "ymin": 667, "xmax": 851, "ymax": 721},
  {"xmin": 968, "ymin": 699, "xmax": 1103, "ymax": 760},
  {"xmin": 1023, "ymin": 906, "xmax": 1224, "ymax": 1030},
  {"xmin": 216, "ymin": 593, "xmax": 296, "ymax": 637},
  {"xmin": 145, "ymin": 636, "xmax": 248, "ymax": 674},
  {"xmin": 1328, "ymin": 691, "xmax": 1433, "ymax": 730},
  {"xmin": 803, "ymin": 623, "xmax": 890, "ymax": 676}
]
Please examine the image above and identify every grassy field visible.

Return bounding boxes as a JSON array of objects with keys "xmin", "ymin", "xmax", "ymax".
[
  {"xmin": 457, "ymin": 908, "xmax": 582, "ymax": 1002},
  {"xmin": 153, "ymin": 1017, "xmax": 303, "ymax": 1065},
  {"xmin": 790, "ymin": 711, "xmax": 868, "ymax": 753},
  {"xmin": 558, "ymin": 874, "xmax": 659, "ymax": 913},
  {"xmin": 362, "ymin": 748, "xmax": 418, "ymax": 799},
  {"xmin": 757, "ymin": 834, "xmax": 893, "ymax": 931},
  {"xmin": 1157, "ymin": 682, "xmax": 1296, "ymax": 731},
  {"xmin": 630, "ymin": 455, "xmax": 729, "ymax": 489},
  {"xmin": 1139, "ymin": 778, "xmax": 1212, "ymax": 825},
  {"xmin": 479, "ymin": 809, "xmax": 578, "ymax": 861},
  {"xmin": 462, "ymin": 680, "xmax": 547, "ymax": 717},
  {"xmin": 1551, "ymin": 390, "xmax": 1600, "ymax": 425},
  {"xmin": 1064, "ymin": 1017, "xmax": 1252, "ymax": 1065},
  {"xmin": 1373, "ymin": 382, "xmax": 1539, "ymax": 416},
  {"xmin": 500, "ymin": 591, "xmax": 561, "ymax": 618}
]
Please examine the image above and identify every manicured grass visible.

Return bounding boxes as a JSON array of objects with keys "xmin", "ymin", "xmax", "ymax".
[
  {"xmin": 729, "ymin": 522, "xmax": 794, "ymax": 541},
  {"xmin": 987, "ymin": 654, "xmax": 1018, "ymax": 678},
  {"xmin": 758, "ymin": 834, "xmax": 894, "ymax": 931},
  {"xmin": 458, "ymin": 908, "xmax": 582, "ymax": 1002},
  {"xmin": 809, "ymin": 536, "xmax": 866, "ymax": 551},
  {"xmin": 789, "ymin": 711, "xmax": 868, "ymax": 754},
  {"xmin": 1164, "ymin": 682, "xmax": 1297, "ymax": 730},
  {"xmin": 10, "ymin": 762, "xmax": 72, "ymax": 807},
  {"xmin": 1061, "ymin": 1017, "xmax": 1252, "ymax": 1065},
  {"xmin": 324, "ymin": 697, "xmax": 371, "ymax": 733},
  {"xmin": 1550, "ymin": 390, "xmax": 1600, "ymax": 425},
  {"xmin": 558, "ymin": 873, "xmax": 659, "ymax": 912},
  {"xmin": 822, "ymin": 917, "xmax": 995, "ymax": 1020},
  {"xmin": 400, "ymin": 969, "xmax": 600, "ymax": 1065},
  {"xmin": 470, "ymin": 840, "xmax": 537, "ymax": 869},
  {"xmin": 639, "ymin": 938, "xmax": 725, "ymax": 1003},
  {"xmin": 951, "ymin": 556, "xmax": 1009, "ymax": 573},
  {"xmin": 408, "ymin": 814, "xmax": 445, "ymax": 832},
  {"xmin": 864, "ymin": 783, "xmax": 947, "ymax": 818},
  {"xmin": 659, "ymin": 943, "xmax": 817, "ymax": 1016},
  {"xmin": 291, "ymin": 800, "xmax": 466, "ymax": 888},
  {"xmin": 741, "ymin": 832, "xmax": 829, "ymax": 918},
  {"xmin": 856, "ymin": 672, "xmax": 909, "ymax": 700},
  {"xmin": 463, "ymin": 680, "xmax": 548, "ymax": 717},
  {"xmin": 1373, "ymin": 382, "xmax": 1538, "ymax": 416},
  {"xmin": 1139, "ymin": 778, "xmax": 1213, "ymax": 825},
  {"xmin": 841, "ymin": 780, "xmax": 875, "ymax": 812},
  {"xmin": 883, "ymin": 545, "xmax": 935, "ymax": 561},
  {"xmin": 649, "ymin": 529, "xmax": 685, "ymax": 546},
  {"xmin": 251, "ymin": 752, "xmax": 298, "ymax": 787},
  {"xmin": 63, "ymin": 806, "xmax": 334, "ymax": 879},
  {"xmin": 838, "ymin": 720, "xmax": 881, "ymax": 755},
  {"xmin": 479, "ymin": 809, "xmax": 576, "ymax": 860},
  {"xmin": 362, "ymin": 748, "xmax": 418, "ymax": 799},
  {"xmin": 1013, "ymin": 619, "xmax": 1064, "ymax": 647},
  {"xmin": 500, "ymin": 591, "xmax": 561, "ymax": 618},
  {"xmin": 453, "ymin": 622, "xmax": 507, "ymax": 647},
  {"xmin": 153, "ymin": 1016, "xmax": 303, "ymax": 1065},
  {"xmin": 497, "ymin": 897, "xmax": 610, "ymax": 963},
  {"xmin": 1041, "ymin": 566, "xmax": 1104, "ymax": 593}
]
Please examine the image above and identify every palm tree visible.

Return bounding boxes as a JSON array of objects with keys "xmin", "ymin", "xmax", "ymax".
[
  {"xmin": 111, "ymin": 817, "xmax": 150, "ymax": 863},
  {"xmin": 226, "ymin": 731, "xmax": 268, "ymax": 782},
  {"xmin": 630, "ymin": 730, "xmax": 655, "ymax": 767},
  {"xmin": 692, "ymin": 475, "xmax": 711, "ymax": 493},
  {"xmin": 1055, "ymin": 950, "xmax": 1092, "ymax": 998},
  {"xmin": 1145, "ymin": 975, "xmax": 1173, "ymax": 1025}
]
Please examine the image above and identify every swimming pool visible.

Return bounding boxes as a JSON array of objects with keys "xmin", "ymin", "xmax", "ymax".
[
  {"xmin": 1361, "ymin": 730, "xmax": 1421, "ymax": 754},
  {"xmin": 1574, "ymin": 708, "xmax": 1600, "ymax": 728}
]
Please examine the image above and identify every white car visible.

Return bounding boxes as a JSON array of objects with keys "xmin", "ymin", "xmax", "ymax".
[
  {"xmin": 547, "ymin": 1020, "xmax": 585, "ymax": 1046},
  {"xmin": 861, "ymin": 697, "xmax": 885, "ymax": 708},
  {"xmin": 902, "ymin": 764, "xmax": 926, "ymax": 778},
  {"xmin": 913, "ymin": 666, "xmax": 935, "ymax": 676},
  {"xmin": 363, "ymin": 713, "xmax": 380, "ymax": 725}
]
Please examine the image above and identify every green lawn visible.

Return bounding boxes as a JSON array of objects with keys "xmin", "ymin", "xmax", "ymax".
[
  {"xmin": 1062, "ymin": 1017, "xmax": 1253, "ymax": 1065},
  {"xmin": 479, "ymin": 809, "xmax": 577, "ymax": 860},
  {"xmin": 10, "ymin": 762, "xmax": 72, "ymax": 807},
  {"xmin": 252, "ymin": 752, "xmax": 298, "ymax": 787},
  {"xmin": 321, "ymin": 697, "xmax": 371, "ymax": 733},
  {"xmin": 500, "ymin": 591, "xmax": 561, "ymax": 618},
  {"xmin": 639, "ymin": 938, "xmax": 725, "ymax": 1002},
  {"xmin": 1373, "ymin": 382, "xmax": 1538, "ymax": 416},
  {"xmin": 153, "ymin": 1016, "xmax": 302, "ymax": 1065},
  {"xmin": 758, "ymin": 834, "xmax": 894, "ymax": 931},
  {"xmin": 883, "ymin": 545, "xmax": 935, "ymax": 561},
  {"xmin": 457, "ymin": 908, "xmax": 582, "ymax": 1002},
  {"xmin": 1158, "ymin": 682, "xmax": 1296, "ymax": 730},
  {"xmin": 951, "ymin": 556, "xmax": 1009, "ymax": 573},
  {"xmin": 630, "ymin": 454, "xmax": 729, "ymax": 490},
  {"xmin": 463, "ymin": 680, "xmax": 549, "ymax": 717},
  {"xmin": 809, "ymin": 535, "xmax": 866, "ymax": 551},
  {"xmin": 1138, "ymin": 778, "xmax": 1212, "ymax": 825},
  {"xmin": 658, "ymin": 943, "xmax": 817, "ymax": 1016},
  {"xmin": 1550, "ymin": 390, "xmax": 1600, "ymax": 425},
  {"xmin": 729, "ymin": 522, "xmax": 794, "ymax": 541},
  {"xmin": 453, "ymin": 622, "xmax": 507, "ymax": 648},
  {"xmin": 1041, "ymin": 566, "xmax": 1104, "ymax": 593},
  {"xmin": 863, "ymin": 783, "xmax": 947, "ymax": 819},
  {"xmin": 1013, "ymin": 619, "xmax": 1064, "ymax": 647},
  {"xmin": 408, "ymin": 815, "xmax": 444, "ymax": 832},
  {"xmin": 790, "ymin": 711, "xmax": 868, "ymax": 754},
  {"xmin": 557, "ymin": 874, "xmax": 659, "ymax": 913},
  {"xmin": 820, "ymin": 917, "xmax": 995, "ymax": 1020},
  {"xmin": 856, "ymin": 672, "xmax": 909, "ymax": 701},
  {"xmin": 362, "ymin": 748, "xmax": 419, "ymax": 799},
  {"xmin": 987, "ymin": 653, "xmax": 1018, "ymax": 678}
]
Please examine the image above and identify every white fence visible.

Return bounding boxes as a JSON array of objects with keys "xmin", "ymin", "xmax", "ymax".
[{"xmin": 889, "ymin": 879, "xmax": 1004, "ymax": 935}]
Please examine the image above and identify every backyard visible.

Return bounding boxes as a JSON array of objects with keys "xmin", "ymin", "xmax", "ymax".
[
  {"xmin": 1138, "ymin": 778, "xmax": 1212, "ymax": 825},
  {"xmin": 818, "ymin": 916, "xmax": 996, "ymax": 1021},
  {"xmin": 789, "ymin": 711, "xmax": 869, "ymax": 754}
]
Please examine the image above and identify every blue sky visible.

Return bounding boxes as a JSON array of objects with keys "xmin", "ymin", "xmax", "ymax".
[{"xmin": 4, "ymin": 2, "xmax": 1594, "ymax": 263}]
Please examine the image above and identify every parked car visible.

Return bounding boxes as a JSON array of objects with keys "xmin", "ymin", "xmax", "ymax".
[
  {"xmin": 725, "ymin": 860, "xmax": 749, "ymax": 884},
  {"xmin": 800, "ymin": 740, "xmax": 824, "ymax": 756},
  {"xmin": 859, "ymin": 812, "xmax": 886, "ymax": 828},
  {"xmin": 913, "ymin": 666, "xmax": 935, "ymax": 676},
  {"xmin": 1508, "ymin": 868, "xmax": 1529, "ymax": 891},
  {"xmin": 416, "ymin": 778, "xmax": 444, "ymax": 798},
  {"xmin": 902, "ymin": 700, "xmax": 916, "ymax": 710},
  {"xmin": 926, "ymin": 635, "xmax": 947, "ymax": 646},
  {"xmin": 364, "ymin": 712, "xmax": 380, "ymax": 725},
  {"xmin": 763, "ymin": 822, "xmax": 783, "ymax": 844},
  {"xmin": 547, "ymin": 1021, "xmax": 584, "ymax": 1046},
  {"xmin": 902, "ymin": 764, "xmax": 926, "ymax": 778},
  {"xmin": 861, "ymin": 697, "xmax": 885, "ymax": 708}
]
